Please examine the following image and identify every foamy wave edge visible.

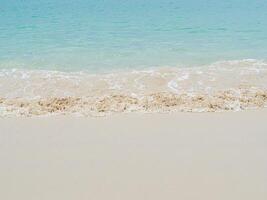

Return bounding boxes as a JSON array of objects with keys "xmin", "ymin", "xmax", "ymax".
[{"xmin": 0, "ymin": 59, "xmax": 267, "ymax": 117}]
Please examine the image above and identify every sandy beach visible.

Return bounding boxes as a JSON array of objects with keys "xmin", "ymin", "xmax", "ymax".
[
  {"xmin": 1, "ymin": 0, "xmax": 267, "ymax": 199},
  {"xmin": 1, "ymin": 109, "xmax": 267, "ymax": 200}
]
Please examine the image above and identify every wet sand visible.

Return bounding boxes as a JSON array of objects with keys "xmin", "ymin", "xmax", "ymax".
[
  {"xmin": 1, "ymin": 60, "xmax": 267, "ymax": 117},
  {"xmin": 0, "ymin": 109, "xmax": 267, "ymax": 200},
  {"xmin": 1, "ymin": 89, "xmax": 267, "ymax": 117}
]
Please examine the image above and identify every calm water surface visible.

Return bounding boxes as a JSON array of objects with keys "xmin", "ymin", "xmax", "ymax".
[{"xmin": 1, "ymin": 0, "xmax": 267, "ymax": 71}]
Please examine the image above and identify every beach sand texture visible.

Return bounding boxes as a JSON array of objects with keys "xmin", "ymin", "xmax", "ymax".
[{"xmin": 1, "ymin": 109, "xmax": 267, "ymax": 200}]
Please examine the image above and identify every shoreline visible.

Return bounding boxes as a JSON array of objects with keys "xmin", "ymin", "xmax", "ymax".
[
  {"xmin": 0, "ymin": 59, "xmax": 266, "ymax": 117},
  {"xmin": 1, "ymin": 90, "xmax": 267, "ymax": 117}
]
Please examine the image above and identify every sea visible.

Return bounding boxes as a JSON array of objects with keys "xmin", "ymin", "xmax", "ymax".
[{"xmin": 0, "ymin": 0, "xmax": 267, "ymax": 116}]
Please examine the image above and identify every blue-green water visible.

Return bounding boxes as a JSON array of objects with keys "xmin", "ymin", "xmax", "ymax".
[{"xmin": 1, "ymin": 0, "xmax": 267, "ymax": 71}]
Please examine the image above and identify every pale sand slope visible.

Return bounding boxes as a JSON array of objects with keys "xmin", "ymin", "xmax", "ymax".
[{"xmin": 0, "ymin": 110, "xmax": 267, "ymax": 200}]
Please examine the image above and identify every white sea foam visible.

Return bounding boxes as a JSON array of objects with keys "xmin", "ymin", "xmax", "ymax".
[{"xmin": 0, "ymin": 59, "xmax": 266, "ymax": 116}]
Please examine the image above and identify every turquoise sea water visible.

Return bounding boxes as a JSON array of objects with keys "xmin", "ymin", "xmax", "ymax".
[
  {"xmin": 1, "ymin": 0, "xmax": 267, "ymax": 71},
  {"xmin": 1, "ymin": 0, "xmax": 267, "ymax": 116}
]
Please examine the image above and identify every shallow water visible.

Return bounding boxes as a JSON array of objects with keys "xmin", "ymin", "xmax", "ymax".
[
  {"xmin": 0, "ymin": 59, "xmax": 266, "ymax": 116},
  {"xmin": 0, "ymin": 0, "xmax": 267, "ymax": 116},
  {"xmin": 1, "ymin": 0, "xmax": 267, "ymax": 71}
]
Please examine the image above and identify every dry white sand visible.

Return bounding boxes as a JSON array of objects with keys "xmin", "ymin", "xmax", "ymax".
[{"xmin": 0, "ymin": 109, "xmax": 267, "ymax": 200}]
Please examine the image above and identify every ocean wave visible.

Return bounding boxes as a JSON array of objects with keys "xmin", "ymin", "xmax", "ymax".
[{"xmin": 0, "ymin": 59, "xmax": 267, "ymax": 116}]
